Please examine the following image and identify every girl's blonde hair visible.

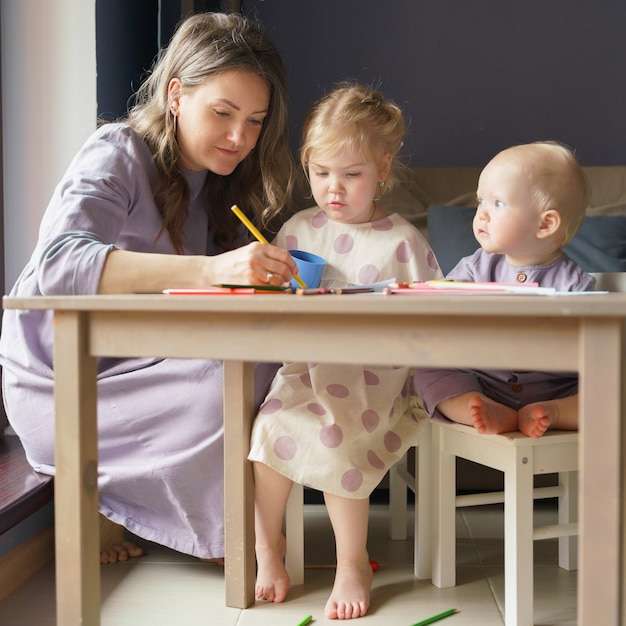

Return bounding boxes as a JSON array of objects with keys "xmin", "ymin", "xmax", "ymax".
[
  {"xmin": 126, "ymin": 12, "xmax": 294, "ymax": 252},
  {"xmin": 300, "ymin": 83, "xmax": 406, "ymax": 191}
]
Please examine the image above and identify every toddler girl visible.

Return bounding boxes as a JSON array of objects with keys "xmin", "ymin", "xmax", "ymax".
[{"xmin": 248, "ymin": 83, "xmax": 442, "ymax": 619}]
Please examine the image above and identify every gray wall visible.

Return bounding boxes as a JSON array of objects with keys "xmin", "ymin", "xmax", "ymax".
[
  {"xmin": 96, "ymin": 0, "xmax": 236, "ymax": 120},
  {"xmin": 246, "ymin": 0, "xmax": 626, "ymax": 167}
]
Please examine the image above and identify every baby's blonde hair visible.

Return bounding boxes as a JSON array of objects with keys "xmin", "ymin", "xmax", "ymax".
[
  {"xmin": 493, "ymin": 141, "xmax": 589, "ymax": 245},
  {"xmin": 299, "ymin": 82, "xmax": 405, "ymax": 190}
]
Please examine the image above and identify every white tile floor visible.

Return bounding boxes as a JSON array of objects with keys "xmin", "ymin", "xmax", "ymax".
[{"xmin": 0, "ymin": 501, "xmax": 577, "ymax": 625}]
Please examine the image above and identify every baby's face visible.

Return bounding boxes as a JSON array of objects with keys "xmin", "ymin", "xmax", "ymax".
[{"xmin": 473, "ymin": 157, "xmax": 543, "ymax": 259}]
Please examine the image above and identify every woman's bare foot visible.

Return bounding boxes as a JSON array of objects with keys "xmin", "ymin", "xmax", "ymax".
[
  {"xmin": 99, "ymin": 514, "xmax": 144, "ymax": 564},
  {"xmin": 518, "ymin": 402, "xmax": 555, "ymax": 438},
  {"xmin": 325, "ymin": 558, "xmax": 373, "ymax": 620},
  {"xmin": 470, "ymin": 394, "xmax": 518, "ymax": 434},
  {"xmin": 255, "ymin": 534, "xmax": 290, "ymax": 603}
]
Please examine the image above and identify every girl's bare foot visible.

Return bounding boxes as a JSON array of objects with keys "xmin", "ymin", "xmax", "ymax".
[
  {"xmin": 255, "ymin": 534, "xmax": 290, "ymax": 603},
  {"xmin": 99, "ymin": 514, "xmax": 144, "ymax": 564},
  {"xmin": 324, "ymin": 558, "xmax": 373, "ymax": 620},
  {"xmin": 518, "ymin": 402, "xmax": 555, "ymax": 438},
  {"xmin": 470, "ymin": 394, "xmax": 518, "ymax": 434}
]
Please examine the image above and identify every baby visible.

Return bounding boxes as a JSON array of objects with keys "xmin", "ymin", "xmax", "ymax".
[{"xmin": 413, "ymin": 141, "xmax": 595, "ymax": 438}]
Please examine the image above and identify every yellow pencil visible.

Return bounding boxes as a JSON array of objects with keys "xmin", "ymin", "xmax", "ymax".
[
  {"xmin": 231, "ymin": 204, "xmax": 270, "ymax": 244},
  {"xmin": 231, "ymin": 204, "xmax": 307, "ymax": 288}
]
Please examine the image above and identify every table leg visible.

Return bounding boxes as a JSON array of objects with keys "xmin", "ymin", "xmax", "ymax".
[
  {"xmin": 54, "ymin": 310, "xmax": 100, "ymax": 625},
  {"xmin": 578, "ymin": 318, "xmax": 625, "ymax": 625},
  {"xmin": 223, "ymin": 360, "xmax": 256, "ymax": 608}
]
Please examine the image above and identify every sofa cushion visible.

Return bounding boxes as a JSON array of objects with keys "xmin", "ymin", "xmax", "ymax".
[
  {"xmin": 427, "ymin": 205, "xmax": 477, "ymax": 274},
  {"xmin": 564, "ymin": 215, "xmax": 626, "ymax": 272},
  {"xmin": 428, "ymin": 204, "xmax": 626, "ymax": 275}
]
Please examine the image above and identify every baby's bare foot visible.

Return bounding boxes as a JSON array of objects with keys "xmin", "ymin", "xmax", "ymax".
[
  {"xmin": 518, "ymin": 402, "xmax": 554, "ymax": 438},
  {"xmin": 255, "ymin": 536, "xmax": 290, "ymax": 603},
  {"xmin": 470, "ymin": 394, "xmax": 518, "ymax": 434},
  {"xmin": 324, "ymin": 559, "xmax": 373, "ymax": 620}
]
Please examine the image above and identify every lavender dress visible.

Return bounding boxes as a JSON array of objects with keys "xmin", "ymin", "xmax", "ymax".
[
  {"xmin": 413, "ymin": 249, "xmax": 596, "ymax": 422},
  {"xmin": 0, "ymin": 124, "xmax": 278, "ymax": 558}
]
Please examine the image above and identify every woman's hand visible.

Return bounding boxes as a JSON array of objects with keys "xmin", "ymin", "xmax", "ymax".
[
  {"xmin": 204, "ymin": 242, "xmax": 298, "ymax": 286},
  {"xmin": 98, "ymin": 243, "xmax": 298, "ymax": 294}
]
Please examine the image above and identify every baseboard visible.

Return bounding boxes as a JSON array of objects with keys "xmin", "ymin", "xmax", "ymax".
[{"xmin": 0, "ymin": 524, "xmax": 55, "ymax": 602}]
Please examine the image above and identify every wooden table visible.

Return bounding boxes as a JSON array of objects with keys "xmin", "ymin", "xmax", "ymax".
[{"xmin": 3, "ymin": 293, "xmax": 625, "ymax": 625}]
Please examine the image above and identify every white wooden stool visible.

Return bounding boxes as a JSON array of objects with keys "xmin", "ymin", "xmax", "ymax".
[{"xmin": 431, "ymin": 422, "xmax": 578, "ymax": 626}]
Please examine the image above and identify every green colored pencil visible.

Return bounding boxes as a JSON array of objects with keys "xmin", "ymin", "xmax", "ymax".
[
  {"xmin": 410, "ymin": 608, "xmax": 458, "ymax": 626},
  {"xmin": 296, "ymin": 615, "xmax": 313, "ymax": 626}
]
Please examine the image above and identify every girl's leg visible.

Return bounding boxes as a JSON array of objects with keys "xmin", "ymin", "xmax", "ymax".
[
  {"xmin": 253, "ymin": 461, "xmax": 294, "ymax": 603},
  {"xmin": 323, "ymin": 493, "xmax": 373, "ymax": 620},
  {"xmin": 518, "ymin": 394, "xmax": 579, "ymax": 438}
]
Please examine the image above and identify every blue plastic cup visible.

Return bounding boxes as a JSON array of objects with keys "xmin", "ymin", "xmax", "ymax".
[{"xmin": 289, "ymin": 249, "xmax": 326, "ymax": 289}]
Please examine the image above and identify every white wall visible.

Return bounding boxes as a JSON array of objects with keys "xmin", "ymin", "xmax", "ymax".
[{"xmin": 1, "ymin": 0, "xmax": 97, "ymax": 288}]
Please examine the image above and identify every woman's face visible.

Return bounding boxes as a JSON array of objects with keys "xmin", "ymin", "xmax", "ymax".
[{"xmin": 169, "ymin": 69, "xmax": 270, "ymax": 174}]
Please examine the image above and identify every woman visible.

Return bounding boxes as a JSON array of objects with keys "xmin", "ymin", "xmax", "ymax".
[{"xmin": 0, "ymin": 12, "xmax": 297, "ymax": 563}]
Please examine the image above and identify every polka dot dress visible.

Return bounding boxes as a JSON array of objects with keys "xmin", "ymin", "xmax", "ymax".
[
  {"xmin": 248, "ymin": 207, "xmax": 442, "ymax": 498},
  {"xmin": 277, "ymin": 208, "xmax": 440, "ymax": 289}
]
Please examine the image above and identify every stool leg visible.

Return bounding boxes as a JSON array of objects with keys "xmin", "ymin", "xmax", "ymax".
[
  {"xmin": 389, "ymin": 454, "xmax": 409, "ymax": 540},
  {"xmin": 504, "ymin": 447, "xmax": 534, "ymax": 626},
  {"xmin": 285, "ymin": 483, "xmax": 304, "ymax": 585},
  {"xmin": 432, "ymin": 423, "xmax": 456, "ymax": 587},
  {"xmin": 558, "ymin": 471, "xmax": 578, "ymax": 571},
  {"xmin": 415, "ymin": 423, "xmax": 432, "ymax": 579}
]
